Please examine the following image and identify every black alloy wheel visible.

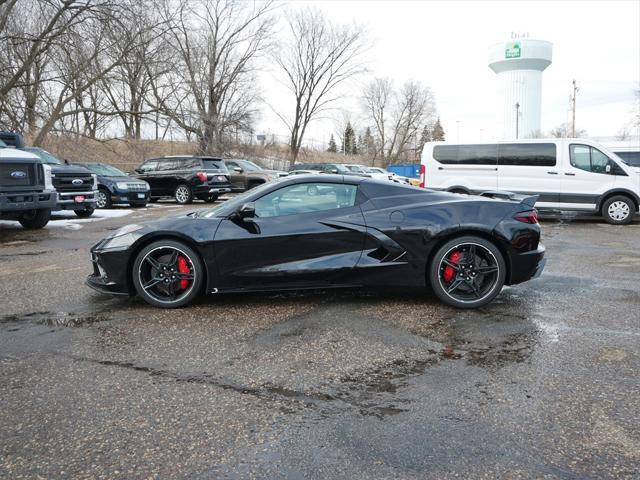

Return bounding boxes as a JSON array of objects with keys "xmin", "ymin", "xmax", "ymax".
[
  {"xmin": 96, "ymin": 188, "xmax": 112, "ymax": 209},
  {"xmin": 132, "ymin": 240, "xmax": 204, "ymax": 308},
  {"xmin": 429, "ymin": 235, "xmax": 506, "ymax": 308},
  {"xmin": 74, "ymin": 207, "xmax": 95, "ymax": 218}
]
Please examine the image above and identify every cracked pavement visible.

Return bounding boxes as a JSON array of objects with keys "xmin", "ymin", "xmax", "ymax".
[{"xmin": 1, "ymin": 205, "xmax": 639, "ymax": 479}]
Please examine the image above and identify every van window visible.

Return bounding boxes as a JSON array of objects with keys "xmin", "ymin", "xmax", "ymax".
[
  {"xmin": 613, "ymin": 151, "xmax": 640, "ymax": 167},
  {"xmin": 570, "ymin": 145, "xmax": 612, "ymax": 174},
  {"xmin": 433, "ymin": 145, "xmax": 497, "ymax": 165},
  {"xmin": 498, "ymin": 143, "xmax": 556, "ymax": 167}
]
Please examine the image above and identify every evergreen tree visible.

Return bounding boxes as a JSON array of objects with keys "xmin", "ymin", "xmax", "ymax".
[
  {"xmin": 431, "ymin": 117, "xmax": 445, "ymax": 141},
  {"xmin": 327, "ymin": 134, "xmax": 337, "ymax": 153},
  {"xmin": 362, "ymin": 126, "xmax": 375, "ymax": 157},
  {"xmin": 342, "ymin": 121, "xmax": 355, "ymax": 154},
  {"xmin": 418, "ymin": 124, "xmax": 432, "ymax": 155}
]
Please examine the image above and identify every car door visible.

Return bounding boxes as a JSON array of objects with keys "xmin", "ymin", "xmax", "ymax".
[
  {"xmin": 224, "ymin": 160, "xmax": 245, "ymax": 190},
  {"xmin": 497, "ymin": 142, "xmax": 560, "ymax": 206},
  {"xmin": 155, "ymin": 158, "xmax": 181, "ymax": 195},
  {"xmin": 135, "ymin": 160, "xmax": 159, "ymax": 194},
  {"xmin": 213, "ymin": 181, "xmax": 366, "ymax": 290},
  {"xmin": 563, "ymin": 144, "xmax": 617, "ymax": 210}
]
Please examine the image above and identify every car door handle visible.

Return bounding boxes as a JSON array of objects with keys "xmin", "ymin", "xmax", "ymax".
[
  {"xmin": 547, "ymin": 171, "xmax": 558, "ymax": 175},
  {"xmin": 564, "ymin": 172, "xmax": 576, "ymax": 176}
]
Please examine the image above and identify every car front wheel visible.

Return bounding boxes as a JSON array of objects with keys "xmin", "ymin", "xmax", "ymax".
[
  {"xmin": 429, "ymin": 235, "xmax": 506, "ymax": 309},
  {"xmin": 602, "ymin": 195, "xmax": 635, "ymax": 225},
  {"xmin": 74, "ymin": 207, "xmax": 95, "ymax": 218},
  {"xmin": 132, "ymin": 240, "xmax": 204, "ymax": 308},
  {"xmin": 96, "ymin": 188, "xmax": 111, "ymax": 209}
]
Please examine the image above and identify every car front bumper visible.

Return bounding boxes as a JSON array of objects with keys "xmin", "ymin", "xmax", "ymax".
[
  {"xmin": 86, "ymin": 247, "xmax": 133, "ymax": 296},
  {"xmin": 508, "ymin": 244, "xmax": 546, "ymax": 285},
  {"xmin": 0, "ymin": 190, "xmax": 57, "ymax": 213},
  {"xmin": 111, "ymin": 190, "xmax": 150, "ymax": 205},
  {"xmin": 56, "ymin": 190, "xmax": 98, "ymax": 210}
]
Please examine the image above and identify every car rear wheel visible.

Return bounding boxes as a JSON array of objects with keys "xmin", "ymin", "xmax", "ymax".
[
  {"xmin": 75, "ymin": 207, "xmax": 95, "ymax": 218},
  {"xmin": 174, "ymin": 184, "xmax": 193, "ymax": 204},
  {"xmin": 198, "ymin": 194, "xmax": 218, "ymax": 203},
  {"xmin": 96, "ymin": 188, "xmax": 111, "ymax": 209},
  {"xmin": 132, "ymin": 240, "xmax": 204, "ymax": 308},
  {"xmin": 602, "ymin": 195, "xmax": 635, "ymax": 225},
  {"xmin": 429, "ymin": 235, "xmax": 506, "ymax": 309},
  {"xmin": 19, "ymin": 209, "xmax": 51, "ymax": 229}
]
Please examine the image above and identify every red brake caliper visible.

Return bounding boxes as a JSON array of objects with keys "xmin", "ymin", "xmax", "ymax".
[
  {"xmin": 443, "ymin": 251, "xmax": 461, "ymax": 283},
  {"xmin": 177, "ymin": 255, "xmax": 190, "ymax": 290}
]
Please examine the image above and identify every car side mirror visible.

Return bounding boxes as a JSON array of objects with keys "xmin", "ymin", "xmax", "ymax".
[
  {"xmin": 233, "ymin": 167, "xmax": 243, "ymax": 173},
  {"xmin": 330, "ymin": 168, "xmax": 339, "ymax": 174},
  {"xmin": 238, "ymin": 202, "xmax": 255, "ymax": 219},
  {"xmin": 605, "ymin": 163, "xmax": 612, "ymax": 174}
]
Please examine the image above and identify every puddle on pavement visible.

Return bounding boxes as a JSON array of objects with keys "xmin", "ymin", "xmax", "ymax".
[{"xmin": 0, "ymin": 311, "xmax": 109, "ymax": 327}]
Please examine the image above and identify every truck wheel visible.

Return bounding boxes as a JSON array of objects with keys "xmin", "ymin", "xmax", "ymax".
[
  {"xmin": 429, "ymin": 235, "xmax": 506, "ymax": 309},
  {"xmin": 19, "ymin": 209, "xmax": 51, "ymax": 229},
  {"xmin": 174, "ymin": 184, "xmax": 193, "ymax": 204},
  {"xmin": 602, "ymin": 195, "xmax": 635, "ymax": 225},
  {"xmin": 96, "ymin": 188, "xmax": 112, "ymax": 209},
  {"xmin": 75, "ymin": 207, "xmax": 95, "ymax": 218}
]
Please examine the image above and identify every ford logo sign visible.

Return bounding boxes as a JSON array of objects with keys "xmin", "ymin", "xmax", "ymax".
[
  {"xmin": 10, "ymin": 171, "xmax": 27, "ymax": 178},
  {"xmin": 72, "ymin": 178, "xmax": 83, "ymax": 185}
]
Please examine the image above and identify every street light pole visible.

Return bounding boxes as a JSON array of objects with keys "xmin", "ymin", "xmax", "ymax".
[{"xmin": 515, "ymin": 102, "xmax": 520, "ymax": 139}]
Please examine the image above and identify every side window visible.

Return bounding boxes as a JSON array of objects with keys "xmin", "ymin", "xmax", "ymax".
[
  {"xmin": 182, "ymin": 158, "xmax": 201, "ymax": 169},
  {"xmin": 157, "ymin": 159, "xmax": 180, "ymax": 171},
  {"xmin": 498, "ymin": 143, "xmax": 556, "ymax": 166},
  {"xmin": 139, "ymin": 160, "xmax": 158, "ymax": 172},
  {"xmin": 254, "ymin": 183, "xmax": 357, "ymax": 218},
  {"xmin": 433, "ymin": 145, "xmax": 497, "ymax": 165},
  {"xmin": 226, "ymin": 161, "xmax": 239, "ymax": 169},
  {"xmin": 570, "ymin": 145, "xmax": 611, "ymax": 174}
]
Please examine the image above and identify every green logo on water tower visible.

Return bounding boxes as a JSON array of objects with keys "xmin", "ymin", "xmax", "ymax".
[{"xmin": 505, "ymin": 42, "xmax": 521, "ymax": 59}]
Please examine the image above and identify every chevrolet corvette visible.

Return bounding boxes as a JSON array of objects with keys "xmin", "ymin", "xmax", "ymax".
[{"xmin": 86, "ymin": 175, "xmax": 545, "ymax": 308}]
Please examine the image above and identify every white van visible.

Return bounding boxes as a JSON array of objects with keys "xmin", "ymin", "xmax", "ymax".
[{"xmin": 420, "ymin": 139, "xmax": 640, "ymax": 224}]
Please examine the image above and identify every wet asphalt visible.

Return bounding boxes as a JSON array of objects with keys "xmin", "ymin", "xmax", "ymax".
[{"xmin": 0, "ymin": 203, "xmax": 639, "ymax": 479}]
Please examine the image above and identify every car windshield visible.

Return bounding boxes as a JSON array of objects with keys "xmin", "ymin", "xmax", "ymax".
[
  {"xmin": 346, "ymin": 165, "xmax": 365, "ymax": 173},
  {"xmin": 613, "ymin": 151, "xmax": 640, "ymax": 167},
  {"xmin": 0, "ymin": 139, "xmax": 6, "ymax": 147},
  {"xmin": 366, "ymin": 167, "xmax": 385, "ymax": 174},
  {"xmin": 201, "ymin": 182, "xmax": 275, "ymax": 218},
  {"xmin": 83, "ymin": 164, "xmax": 127, "ymax": 176},
  {"xmin": 238, "ymin": 160, "xmax": 262, "ymax": 171},
  {"xmin": 332, "ymin": 164, "xmax": 350, "ymax": 173},
  {"xmin": 26, "ymin": 148, "xmax": 62, "ymax": 165}
]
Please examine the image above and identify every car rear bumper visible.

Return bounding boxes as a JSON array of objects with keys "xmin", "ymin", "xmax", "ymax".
[
  {"xmin": 193, "ymin": 183, "xmax": 232, "ymax": 195},
  {"xmin": 508, "ymin": 244, "xmax": 546, "ymax": 285}
]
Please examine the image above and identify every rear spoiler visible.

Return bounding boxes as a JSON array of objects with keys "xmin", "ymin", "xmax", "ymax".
[{"xmin": 480, "ymin": 190, "xmax": 538, "ymax": 207}]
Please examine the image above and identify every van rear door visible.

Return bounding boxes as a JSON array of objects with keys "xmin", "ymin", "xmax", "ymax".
[{"xmin": 497, "ymin": 143, "xmax": 560, "ymax": 206}]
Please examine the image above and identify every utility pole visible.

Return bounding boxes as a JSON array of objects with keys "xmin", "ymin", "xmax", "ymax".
[
  {"xmin": 571, "ymin": 79, "xmax": 579, "ymax": 137},
  {"xmin": 515, "ymin": 102, "xmax": 520, "ymax": 139}
]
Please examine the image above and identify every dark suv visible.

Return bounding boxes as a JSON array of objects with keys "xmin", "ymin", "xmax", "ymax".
[
  {"xmin": 74, "ymin": 163, "xmax": 150, "ymax": 209},
  {"xmin": 133, "ymin": 156, "xmax": 232, "ymax": 204}
]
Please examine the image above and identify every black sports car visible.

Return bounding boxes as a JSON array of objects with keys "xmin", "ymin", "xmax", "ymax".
[{"xmin": 86, "ymin": 175, "xmax": 546, "ymax": 309}]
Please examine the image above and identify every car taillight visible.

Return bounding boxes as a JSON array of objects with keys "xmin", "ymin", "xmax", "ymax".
[
  {"xmin": 196, "ymin": 171, "xmax": 208, "ymax": 183},
  {"xmin": 515, "ymin": 210, "xmax": 538, "ymax": 224},
  {"xmin": 419, "ymin": 164, "xmax": 426, "ymax": 188}
]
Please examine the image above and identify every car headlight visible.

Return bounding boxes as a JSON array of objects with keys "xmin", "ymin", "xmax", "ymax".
[
  {"xmin": 102, "ymin": 224, "xmax": 143, "ymax": 249},
  {"xmin": 142, "ymin": 182, "xmax": 150, "ymax": 191},
  {"xmin": 116, "ymin": 182, "xmax": 129, "ymax": 190}
]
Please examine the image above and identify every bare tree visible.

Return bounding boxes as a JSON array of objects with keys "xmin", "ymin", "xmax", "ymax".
[
  {"xmin": 151, "ymin": 0, "xmax": 276, "ymax": 153},
  {"xmin": 362, "ymin": 77, "xmax": 436, "ymax": 164},
  {"xmin": 550, "ymin": 122, "xmax": 586, "ymax": 138},
  {"xmin": 274, "ymin": 8, "xmax": 367, "ymax": 164}
]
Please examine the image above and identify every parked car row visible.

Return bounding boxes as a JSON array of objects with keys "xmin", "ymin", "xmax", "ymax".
[{"xmin": 287, "ymin": 162, "xmax": 415, "ymax": 184}]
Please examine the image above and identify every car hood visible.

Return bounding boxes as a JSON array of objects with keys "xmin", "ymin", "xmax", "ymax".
[
  {"xmin": 51, "ymin": 164, "xmax": 92, "ymax": 175},
  {"xmin": 101, "ymin": 175, "xmax": 143, "ymax": 182}
]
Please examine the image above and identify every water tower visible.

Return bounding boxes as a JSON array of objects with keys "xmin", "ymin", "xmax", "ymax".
[{"xmin": 489, "ymin": 36, "xmax": 552, "ymax": 139}]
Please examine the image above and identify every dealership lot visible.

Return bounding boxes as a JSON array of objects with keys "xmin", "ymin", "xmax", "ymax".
[{"xmin": 1, "ymin": 203, "xmax": 639, "ymax": 479}]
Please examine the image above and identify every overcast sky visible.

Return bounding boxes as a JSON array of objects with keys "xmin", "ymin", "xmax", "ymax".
[{"xmin": 257, "ymin": 0, "xmax": 640, "ymax": 146}]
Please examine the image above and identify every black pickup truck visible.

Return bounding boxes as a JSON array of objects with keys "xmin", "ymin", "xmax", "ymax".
[
  {"xmin": 0, "ymin": 132, "xmax": 98, "ymax": 217},
  {"xmin": 0, "ymin": 141, "xmax": 57, "ymax": 229}
]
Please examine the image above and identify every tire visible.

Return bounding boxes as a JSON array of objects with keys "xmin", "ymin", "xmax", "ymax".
[
  {"xmin": 95, "ymin": 188, "xmax": 112, "ymax": 209},
  {"xmin": 428, "ymin": 235, "xmax": 506, "ymax": 309},
  {"xmin": 130, "ymin": 202, "xmax": 147, "ymax": 208},
  {"xmin": 174, "ymin": 184, "xmax": 193, "ymax": 204},
  {"xmin": 200, "ymin": 194, "xmax": 218, "ymax": 203},
  {"xmin": 132, "ymin": 240, "xmax": 204, "ymax": 308},
  {"xmin": 75, "ymin": 207, "xmax": 95, "ymax": 218},
  {"xmin": 602, "ymin": 195, "xmax": 635, "ymax": 225},
  {"xmin": 19, "ymin": 209, "xmax": 51, "ymax": 229},
  {"xmin": 149, "ymin": 197, "xmax": 158, "ymax": 203}
]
